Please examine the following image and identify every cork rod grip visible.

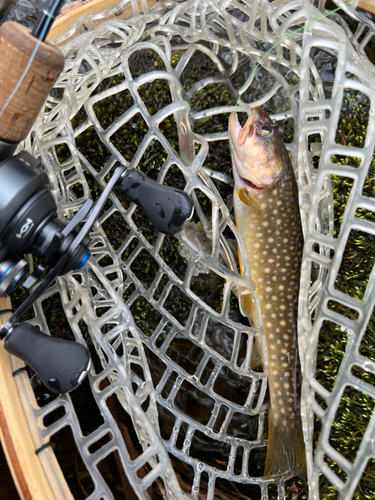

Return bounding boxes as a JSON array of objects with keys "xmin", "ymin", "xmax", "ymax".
[{"xmin": 0, "ymin": 22, "xmax": 64, "ymax": 143}]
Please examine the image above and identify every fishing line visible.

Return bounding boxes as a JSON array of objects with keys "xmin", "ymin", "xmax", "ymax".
[
  {"xmin": 0, "ymin": 0, "xmax": 62, "ymax": 121},
  {"xmin": 235, "ymin": 0, "xmax": 356, "ymax": 107}
]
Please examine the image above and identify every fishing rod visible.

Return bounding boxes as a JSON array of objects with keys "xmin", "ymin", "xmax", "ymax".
[{"xmin": 0, "ymin": 1, "xmax": 193, "ymax": 394}]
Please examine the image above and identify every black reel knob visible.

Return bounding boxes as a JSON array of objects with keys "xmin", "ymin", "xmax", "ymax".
[
  {"xmin": 117, "ymin": 169, "xmax": 193, "ymax": 235},
  {"xmin": 4, "ymin": 323, "xmax": 90, "ymax": 393}
]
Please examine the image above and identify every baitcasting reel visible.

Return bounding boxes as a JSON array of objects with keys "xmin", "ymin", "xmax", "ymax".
[
  {"xmin": 0, "ymin": 149, "xmax": 193, "ymax": 298},
  {"xmin": 0, "ymin": 146, "xmax": 193, "ymax": 394}
]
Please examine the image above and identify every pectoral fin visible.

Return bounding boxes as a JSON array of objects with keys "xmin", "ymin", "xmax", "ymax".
[
  {"xmin": 239, "ymin": 293, "xmax": 256, "ymax": 322},
  {"xmin": 239, "ymin": 293, "xmax": 263, "ymax": 369},
  {"xmin": 251, "ymin": 336, "xmax": 263, "ymax": 369}
]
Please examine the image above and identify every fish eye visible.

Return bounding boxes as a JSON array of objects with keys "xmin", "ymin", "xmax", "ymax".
[{"xmin": 259, "ymin": 125, "xmax": 273, "ymax": 137}]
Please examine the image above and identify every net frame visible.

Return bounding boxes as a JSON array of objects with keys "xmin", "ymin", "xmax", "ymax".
[{"xmin": 8, "ymin": 0, "xmax": 375, "ymax": 498}]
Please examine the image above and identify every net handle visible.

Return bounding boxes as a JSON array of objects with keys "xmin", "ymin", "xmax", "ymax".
[{"xmin": 359, "ymin": 0, "xmax": 375, "ymax": 15}]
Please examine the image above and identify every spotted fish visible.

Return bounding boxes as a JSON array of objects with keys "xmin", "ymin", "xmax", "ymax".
[{"xmin": 229, "ymin": 107, "xmax": 306, "ymax": 478}]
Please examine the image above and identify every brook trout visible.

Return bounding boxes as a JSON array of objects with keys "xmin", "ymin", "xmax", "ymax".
[{"xmin": 229, "ymin": 108, "xmax": 306, "ymax": 478}]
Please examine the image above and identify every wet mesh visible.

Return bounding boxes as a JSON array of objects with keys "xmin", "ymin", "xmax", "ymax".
[{"xmin": 12, "ymin": 0, "xmax": 375, "ymax": 499}]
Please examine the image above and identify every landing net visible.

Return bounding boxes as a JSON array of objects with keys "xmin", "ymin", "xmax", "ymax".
[{"xmin": 13, "ymin": 0, "xmax": 375, "ymax": 499}]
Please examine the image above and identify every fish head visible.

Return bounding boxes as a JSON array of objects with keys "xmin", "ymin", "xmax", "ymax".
[{"xmin": 229, "ymin": 108, "xmax": 286, "ymax": 195}]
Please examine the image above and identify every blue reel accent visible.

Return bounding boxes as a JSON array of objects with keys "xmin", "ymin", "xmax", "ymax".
[
  {"xmin": 9, "ymin": 269, "xmax": 28, "ymax": 292},
  {"xmin": 0, "ymin": 261, "xmax": 17, "ymax": 282},
  {"xmin": 77, "ymin": 252, "xmax": 90, "ymax": 270}
]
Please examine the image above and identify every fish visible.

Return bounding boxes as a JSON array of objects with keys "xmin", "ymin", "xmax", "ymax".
[{"xmin": 228, "ymin": 107, "xmax": 306, "ymax": 478}]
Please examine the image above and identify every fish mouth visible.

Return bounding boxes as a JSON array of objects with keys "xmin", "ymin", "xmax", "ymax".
[
  {"xmin": 240, "ymin": 175, "xmax": 266, "ymax": 191},
  {"xmin": 238, "ymin": 107, "xmax": 273, "ymax": 146}
]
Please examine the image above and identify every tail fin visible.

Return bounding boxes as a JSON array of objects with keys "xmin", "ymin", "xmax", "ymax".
[{"xmin": 264, "ymin": 409, "xmax": 307, "ymax": 480}]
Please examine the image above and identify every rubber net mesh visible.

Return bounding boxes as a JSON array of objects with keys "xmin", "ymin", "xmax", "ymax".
[{"xmin": 11, "ymin": 0, "xmax": 375, "ymax": 498}]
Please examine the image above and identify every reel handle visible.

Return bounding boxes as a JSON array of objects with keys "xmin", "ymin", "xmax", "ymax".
[
  {"xmin": 4, "ymin": 323, "xmax": 90, "ymax": 393},
  {"xmin": 0, "ymin": 21, "xmax": 64, "ymax": 143},
  {"xmin": 117, "ymin": 169, "xmax": 193, "ymax": 235}
]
